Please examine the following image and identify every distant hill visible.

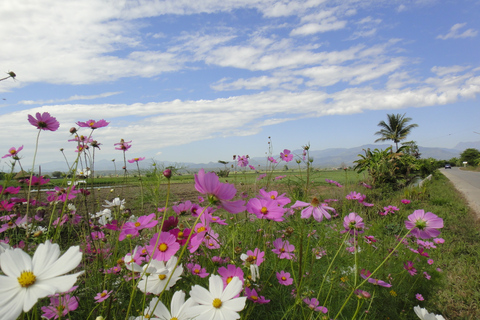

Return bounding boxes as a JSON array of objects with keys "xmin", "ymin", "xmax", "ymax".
[{"xmin": 35, "ymin": 142, "xmax": 469, "ymax": 174}]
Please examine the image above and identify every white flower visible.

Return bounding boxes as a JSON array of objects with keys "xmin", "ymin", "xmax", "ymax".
[
  {"xmin": 148, "ymin": 291, "xmax": 197, "ymax": 320},
  {"xmin": 103, "ymin": 197, "xmax": 126, "ymax": 209},
  {"xmin": 0, "ymin": 240, "xmax": 83, "ymax": 320},
  {"xmin": 137, "ymin": 256, "xmax": 183, "ymax": 295},
  {"xmin": 189, "ymin": 275, "xmax": 246, "ymax": 320},
  {"xmin": 240, "ymin": 253, "xmax": 260, "ymax": 282},
  {"xmin": 414, "ymin": 306, "xmax": 446, "ymax": 320}
]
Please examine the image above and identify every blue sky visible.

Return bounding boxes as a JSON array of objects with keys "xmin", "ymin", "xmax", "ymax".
[{"xmin": 1, "ymin": 0, "xmax": 479, "ymax": 168}]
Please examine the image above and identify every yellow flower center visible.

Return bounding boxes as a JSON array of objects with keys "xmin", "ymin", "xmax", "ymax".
[
  {"xmin": 226, "ymin": 277, "xmax": 232, "ymax": 284},
  {"xmin": 18, "ymin": 271, "xmax": 36, "ymax": 287},
  {"xmin": 197, "ymin": 226, "xmax": 206, "ymax": 233},
  {"xmin": 250, "ymin": 295, "xmax": 258, "ymax": 301},
  {"xmin": 158, "ymin": 243, "xmax": 168, "ymax": 252},
  {"xmin": 260, "ymin": 207, "xmax": 268, "ymax": 214},
  {"xmin": 281, "ymin": 276, "xmax": 287, "ymax": 281},
  {"xmin": 89, "ymin": 121, "xmax": 95, "ymax": 126},
  {"xmin": 10, "ymin": 149, "xmax": 16, "ymax": 154},
  {"xmin": 310, "ymin": 197, "xmax": 320, "ymax": 207},
  {"xmin": 101, "ymin": 292, "xmax": 107, "ymax": 297},
  {"xmin": 270, "ymin": 195, "xmax": 276, "ymax": 199},
  {"xmin": 170, "ymin": 318, "xmax": 178, "ymax": 320},
  {"xmin": 178, "ymin": 231, "xmax": 184, "ymax": 239},
  {"xmin": 194, "ymin": 269, "xmax": 200, "ymax": 274},
  {"xmin": 158, "ymin": 274, "xmax": 167, "ymax": 280},
  {"xmin": 212, "ymin": 298, "xmax": 222, "ymax": 308},
  {"xmin": 135, "ymin": 222, "xmax": 141, "ymax": 227}
]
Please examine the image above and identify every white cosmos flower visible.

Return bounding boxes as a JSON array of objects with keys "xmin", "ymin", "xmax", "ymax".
[
  {"xmin": 0, "ymin": 240, "xmax": 83, "ymax": 320},
  {"xmin": 414, "ymin": 306, "xmax": 446, "ymax": 320},
  {"xmin": 103, "ymin": 197, "xmax": 126, "ymax": 209},
  {"xmin": 189, "ymin": 275, "xmax": 246, "ymax": 320},
  {"xmin": 137, "ymin": 256, "xmax": 183, "ymax": 295},
  {"xmin": 148, "ymin": 291, "xmax": 197, "ymax": 320}
]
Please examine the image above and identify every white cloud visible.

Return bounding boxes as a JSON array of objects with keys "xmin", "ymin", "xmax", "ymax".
[
  {"xmin": 431, "ymin": 65, "xmax": 470, "ymax": 76},
  {"xmin": 19, "ymin": 92, "xmax": 122, "ymax": 105},
  {"xmin": 437, "ymin": 23, "xmax": 478, "ymax": 40}
]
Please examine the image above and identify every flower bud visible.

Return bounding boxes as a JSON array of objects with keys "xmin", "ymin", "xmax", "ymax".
[
  {"xmin": 163, "ymin": 169, "xmax": 172, "ymax": 179},
  {"xmin": 70, "ymin": 127, "xmax": 77, "ymax": 134}
]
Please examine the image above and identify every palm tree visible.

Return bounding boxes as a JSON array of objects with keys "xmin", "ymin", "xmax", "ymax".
[{"xmin": 374, "ymin": 113, "xmax": 418, "ymax": 151}]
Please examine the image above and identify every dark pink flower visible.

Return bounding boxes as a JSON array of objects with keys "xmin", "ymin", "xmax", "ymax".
[
  {"xmin": 187, "ymin": 263, "xmax": 209, "ymax": 278},
  {"xmin": 404, "ymin": 261, "xmax": 417, "ymax": 276},
  {"xmin": 76, "ymin": 119, "xmax": 109, "ymax": 129},
  {"xmin": 25, "ymin": 175, "xmax": 50, "ymax": 186},
  {"xmin": 405, "ymin": 209, "xmax": 444, "ymax": 239},
  {"xmin": 194, "ymin": 169, "xmax": 245, "ymax": 214},
  {"xmin": 119, "ymin": 213, "xmax": 157, "ymax": 241},
  {"xmin": 46, "ymin": 186, "xmax": 80, "ymax": 202},
  {"xmin": 94, "ymin": 290, "xmax": 112, "ymax": 303},
  {"xmin": 147, "ymin": 232, "xmax": 180, "ymax": 261},
  {"xmin": 291, "ymin": 198, "xmax": 335, "ymax": 222},
  {"xmin": 268, "ymin": 156, "xmax": 278, "ymax": 163},
  {"xmin": 280, "ymin": 149, "xmax": 293, "ymax": 162},
  {"xmin": 360, "ymin": 269, "xmax": 392, "ymax": 287},
  {"xmin": 303, "ymin": 298, "xmax": 327, "ymax": 313},
  {"xmin": 127, "ymin": 157, "xmax": 145, "ymax": 163},
  {"xmin": 28, "ymin": 112, "xmax": 60, "ymax": 131},
  {"xmin": 416, "ymin": 293, "xmax": 424, "ymax": 301},
  {"xmin": 245, "ymin": 287, "xmax": 270, "ymax": 304},
  {"xmin": 401, "ymin": 199, "xmax": 411, "ymax": 204},
  {"xmin": 2, "ymin": 145, "xmax": 23, "ymax": 159},
  {"xmin": 276, "ymin": 271, "xmax": 293, "ymax": 286}
]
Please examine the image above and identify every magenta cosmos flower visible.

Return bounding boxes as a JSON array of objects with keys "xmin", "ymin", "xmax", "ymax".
[
  {"xmin": 114, "ymin": 139, "xmax": 132, "ymax": 151},
  {"xmin": 276, "ymin": 271, "xmax": 293, "ymax": 286},
  {"xmin": 127, "ymin": 157, "xmax": 145, "ymax": 163},
  {"xmin": 237, "ymin": 155, "xmax": 249, "ymax": 167},
  {"xmin": 272, "ymin": 238, "xmax": 295, "ymax": 260},
  {"xmin": 28, "ymin": 112, "xmax": 60, "ymax": 131},
  {"xmin": 194, "ymin": 169, "xmax": 246, "ymax": 214},
  {"xmin": 303, "ymin": 298, "xmax": 327, "ymax": 313},
  {"xmin": 405, "ymin": 209, "xmax": 444, "ymax": 239},
  {"xmin": 218, "ymin": 264, "xmax": 244, "ymax": 288},
  {"xmin": 343, "ymin": 212, "xmax": 365, "ymax": 235},
  {"xmin": 258, "ymin": 189, "xmax": 291, "ymax": 206},
  {"xmin": 2, "ymin": 146, "xmax": 23, "ymax": 159},
  {"xmin": 76, "ymin": 119, "xmax": 109, "ymax": 129},
  {"xmin": 280, "ymin": 149, "xmax": 293, "ymax": 162},
  {"xmin": 147, "ymin": 232, "xmax": 180, "ymax": 262},
  {"xmin": 94, "ymin": 290, "xmax": 112, "ymax": 303},
  {"xmin": 291, "ymin": 198, "xmax": 335, "ymax": 222},
  {"xmin": 246, "ymin": 198, "xmax": 286, "ymax": 221},
  {"xmin": 245, "ymin": 287, "xmax": 270, "ymax": 304}
]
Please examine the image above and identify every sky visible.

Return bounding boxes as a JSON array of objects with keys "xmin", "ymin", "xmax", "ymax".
[{"xmin": 1, "ymin": 0, "xmax": 479, "ymax": 170}]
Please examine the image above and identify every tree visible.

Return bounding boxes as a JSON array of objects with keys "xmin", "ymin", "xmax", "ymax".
[
  {"xmin": 374, "ymin": 113, "xmax": 418, "ymax": 151},
  {"xmin": 460, "ymin": 148, "xmax": 480, "ymax": 166}
]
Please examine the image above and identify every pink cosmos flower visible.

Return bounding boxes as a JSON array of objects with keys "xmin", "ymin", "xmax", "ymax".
[
  {"xmin": 276, "ymin": 271, "xmax": 293, "ymax": 286},
  {"xmin": 268, "ymin": 156, "xmax": 278, "ymax": 163},
  {"xmin": 46, "ymin": 186, "xmax": 80, "ymax": 202},
  {"xmin": 346, "ymin": 191, "xmax": 365, "ymax": 201},
  {"xmin": 25, "ymin": 175, "xmax": 50, "ymax": 186},
  {"xmin": 245, "ymin": 287, "xmax": 270, "ymax": 304},
  {"xmin": 218, "ymin": 264, "xmax": 244, "ymax": 288},
  {"xmin": 68, "ymin": 135, "xmax": 93, "ymax": 143},
  {"xmin": 119, "ymin": 213, "xmax": 158, "ymax": 241},
  {"xmin": 326, "ymin": 179, "xmax": 343, "ymax": 188},
  {"xmin": 41, "ymin": 294, "xmax": 79, "ymax": 319},
  {"xmin": 246, "ymin": 198, "xmax": 286, "ymax": 221},
  {"xmin": 343, "ymin": 212, "xmax": 365, "ymax": 235},
  {"xmin": 381, "ymin": 205, "xmax": 399, "ymax": 216},
  {"xmin": 280, "ymin": 149, "xmax": 293, "ymax": 162},
  {"xmin": 401, "ymin": 199, "xmax": 411, "ymax": 204},
  {"xmin": 0, "ymin": 186, "xmax": 21, "ymax": 195},
  {"xmin": 303, "ymin": 298, "xmax": 328, "ymax": 313},
  {"xmin": 404, "ymin": 261, "xmax": 417, "ymax": 276},
  {"xmin": 127, "ymin": 157, "xmax": 145, "ymax": 163},
  {"xmin": 187, "ymin": 263, "xmax": 209, "ymax": 278},
  {"xmin": 94, "ymin": 290, "xmax": 112, "ymax": 303},
  {"xmin": 147, "ymin": 232, "xmax": 180, "ymax": 261},
  {"xmin": 237, "ymin": 155, "xmax": 249, "ymax": 167},
  {"xmin": 291, "ymin": 198, "xmax": 335, "ymax": 222},
  {"xmin": 172, "ymin": 201, "xmax": 193, "ymax": 216},
  {"xmin": 257, "ymin": 173, "xmax": 267, "ymax": 180},
  {"xmin": 248, "ymin": 165, "xmax": 256, "ymax": 170},
  {"xmin": 416, "ymin": 293, "xmax": 424, "ymax": 301},
  {"xmin": 272, "ymin": 238, "xmax": 295, "ymax": 260},
  {"xmin": 114, "ymin": 139, "xmax": 132, "ymax": 151},
  {"xmin": 360, "ymin": 269, "xmax": 392, "ymax": 287},
  {"xmin": 423, "ymin": 272, "xmax": 431, "ymax": 280},
  {"xmin": 433, "ymin": 238, "xmax": 445, "ymax": 244},
  {"xmin": 427, "ymin": 259, "xmax": 434, "ymax": 265},
  {"xmin": 258, "ymin": 189, "xmax": 291, "ymax": 206},
  {"xmin": 203, "ymin": 230, "xmax": 221, "ymax": 249},
  {"xmin": 28, "ymin": 112, "xmax": 60, "ymax": 131},
  {"xmin": 194, "ymin": 169, "xmax": 246, "ymax": 214},
  {"xmin": 76, "ymin": 119, "xmax": 109, "ymax": 129},
  {"xmin": 405, "ymin": 209, "xmax": 444, "ymax": 239},
  {"xmin": 275, "ymin": 175, "xmax": 287, "ymax": 180},
  {"xmin": 2, "ymin": 146, "xmax": 23, "ymax": 159},
  {"xmin": 241, "ymin": 248, "xmax": 264, "ymax": 266}
]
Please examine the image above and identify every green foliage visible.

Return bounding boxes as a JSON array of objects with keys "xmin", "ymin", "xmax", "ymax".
[{"xmin": 460, "ymin": 148, "xmax": 480, "ymax": 166}]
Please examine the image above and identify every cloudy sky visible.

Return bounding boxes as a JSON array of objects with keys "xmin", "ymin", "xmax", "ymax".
[{"xmin": 1, "ymin": 0, "xmax": 479, "ymax": 169}]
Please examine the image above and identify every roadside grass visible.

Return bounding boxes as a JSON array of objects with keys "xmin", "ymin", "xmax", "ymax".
[{"xmin": 421, "ymin": 172, "xmax": 480, "ymax": 319}]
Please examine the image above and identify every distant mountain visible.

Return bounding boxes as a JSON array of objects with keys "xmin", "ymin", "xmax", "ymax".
[
  {"xmin": 453, "ymin": 141, "xmax": 480, "ymax": 152},
  {"xmin": 36, "ymin": 143, "xmax": 467, "ymax": 173}
]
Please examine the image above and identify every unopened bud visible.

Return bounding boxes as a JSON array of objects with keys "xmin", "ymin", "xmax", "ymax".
[
  {"xmin": 163, "ymin": 169, "xmax": 172, "ymax": 179},
  {"xmin": 70, "ymin": 127, "xmax": 77, "ymax": 134}
]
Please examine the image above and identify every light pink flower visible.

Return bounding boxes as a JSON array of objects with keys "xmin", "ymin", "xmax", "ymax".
[
  {"xmin": 291, "ymin": 198, "xmax": 334, "ymax": 222},
  {"xmin": 187, "ymin": 263, "xmax": 209, "ymax": 278},
  {"xmin": 2, "ymin": 146, "xmax": 23, "ymax": 159},
  {"xmin": 41, "ymin": 294, "xmax": 79, "ymax": 319},
  {"xmin": 245, "ymin": 287, "xmax": 270, "ymax": 304},
  {"xmin": 76, "ymin": 119, "xmax": 109, "ymax": 129},
  {"xmin": 147, "ymin": 232, "xmax": 180, "ymax": 261},
  {"xmin": 237, "ymin": 155, "xmax": 249, "ymax": 167},
  {"xmin": 405, "ymin": 209, "xmax": 444, "ymax": 239},
  {"xmin": 280, "ymin": 149, "xmax": 293, "ymax": 162},
  {"xmin": 416, "ymin": 293, "xmax": 424, "ymax": 301},
  {"xmin": 246, "ymin": 198, "xmax": 285, "ymax": 221},
  {"xmin": 303, "ymin": 298, "xmax": 327, "ymax": 313},
  {"xmin": 272, "ymin": 238, "xmax": 295, "ymax": 260},
  {"xmin": 343, "ymin": 212, "xmax": 365, "ymax": 235},
  {"xmin": 127, "ymin": 157, "xmax": 145, "ymax": 163},
  {"xmin": 218, "ymin": 264, "xmax": 244, "ymax": 288}
]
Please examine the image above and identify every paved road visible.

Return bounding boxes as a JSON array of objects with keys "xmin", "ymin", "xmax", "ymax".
[{"xmin": 441, "ymin": 167, "xmax": 480, "ymax": 218}]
